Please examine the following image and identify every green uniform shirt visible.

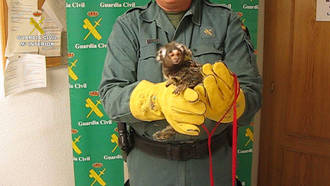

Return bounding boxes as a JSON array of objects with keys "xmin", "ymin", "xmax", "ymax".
[{"xmin": 99, "ymin": 0, "xmax": 262, "ymax": 185}]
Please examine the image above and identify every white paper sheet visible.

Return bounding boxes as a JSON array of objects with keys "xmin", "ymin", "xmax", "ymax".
[
  {"xmin": 42, "ymin": 0, "xmax": 66, "ymax": 31},
  {"xmin": 5, "ymin": 0, "xmax": 39, "ymax": 57},
  {"xmin": 316, "ymin": 0, "xmax": 330, "ymax": 21},
  {"xmin": 38, "ymin": 10, "xmax": 62, "ymax": 57},
  {"xmin": 4, "ymin": 54, "xmax": 46, "ymax": 96},
  {"xmin": 5, "ymin": 0, "xmax": 63, "ymax": 57}
]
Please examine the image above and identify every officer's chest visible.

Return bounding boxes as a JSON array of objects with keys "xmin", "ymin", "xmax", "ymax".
[{"xmin": 136, "ymin": 19, "xmax": 226, "ymax": 83}]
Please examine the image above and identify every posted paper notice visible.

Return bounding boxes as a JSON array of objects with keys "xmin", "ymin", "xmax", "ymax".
[
  {"xmin": 5, "ymin": 0, "xmax": 63, "ymax": 57},
  {"xmin": 5, "ymin": 0, "xmax": 39, "ymax": 56},
  {"xmin": 316, "ymin": 0, "xmax": 330, "ymax": 21},
  {"xmin": 4, "ymin": 54, "xmax": 46, "ymax": 96}
]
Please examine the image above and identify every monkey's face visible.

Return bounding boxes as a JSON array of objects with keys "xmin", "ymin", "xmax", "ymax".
[
  {"xmin": 156, "ymin": 42, "xmax": 192, "ymax": 69},
  {"xmin": 166, "ymin": 48, "xmax": 183, "ymax": 65}
]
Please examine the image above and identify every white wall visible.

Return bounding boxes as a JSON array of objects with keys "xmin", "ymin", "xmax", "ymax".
[{"xmin": 0, "ymin": 66, "xmax": 75, "ymax": 186}]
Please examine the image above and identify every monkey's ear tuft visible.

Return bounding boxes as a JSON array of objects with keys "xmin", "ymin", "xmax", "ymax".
[
  {"xmin": 176, "ymin": 43, "xmax": 185, "ymax": 53},
  {"xmin": 156, "ymin": 47, "xmax": 166, "ymax": 62},
  {"xmin": 156, "ymin": 55, "xmax": 161, "ymax": 62},
  {"xmin": 179, "ymin": 44, "xmax": 192, "ymax": 60},
  {"xmin": 185, "ymin": 48, "xmax": 193, "ymax": 58}
]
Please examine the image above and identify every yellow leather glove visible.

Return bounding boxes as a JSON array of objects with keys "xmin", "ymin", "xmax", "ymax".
[
  {"xmin": 130, "ymin": 80, "xmax": 206, "ymax": 135},
  {"xmin": 194, "ymin": 62, "xmax": 246, "ymax": 123}
]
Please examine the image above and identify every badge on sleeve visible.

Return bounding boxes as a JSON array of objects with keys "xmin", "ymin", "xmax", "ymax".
[
  {"xmin": 241, "ymin": 23, "xmax": 251, "ymax": 39},
  {"xmin": 237, "ymin": 12, "xmax": 251, "ymax": 39}
]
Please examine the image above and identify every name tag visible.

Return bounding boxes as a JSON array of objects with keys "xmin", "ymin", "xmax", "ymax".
[{"xmin": 146, "ymin": 38, "xmax": 160, "ymax": 44}]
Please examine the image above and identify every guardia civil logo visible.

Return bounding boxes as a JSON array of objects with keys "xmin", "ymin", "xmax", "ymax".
[
  {"xmin": 90, "ymin": 163, "xmax": 107, "ymax": 186},
  {"xmin": 110, "ymin": 133, "xmax": 119, "ymax": 153},
  {"xmin": 85, "ymin": 98, "xmax": 104, "ymax": 118},
  {"xmin": 30, "ymin": 11, "xmax": 44, "ymax": 35},
  {"xmin": 69, "ymin": 58, "xmax": 79, "ymax": 81},
  {"xmin": 83, "ymin": 11, "xmax": 102, "ymax": 41}
]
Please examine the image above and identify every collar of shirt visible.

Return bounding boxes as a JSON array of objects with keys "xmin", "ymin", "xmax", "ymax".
[{"xmin": 140, "ymin": 0, "xmax": 202, "ymax": 26}]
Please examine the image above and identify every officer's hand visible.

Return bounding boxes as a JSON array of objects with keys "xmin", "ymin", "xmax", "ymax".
[
  {"xmin": 130, "ymin": 80, "xmax": 206, "ymax": 135},
  {"xmin": 194, "ymin": 62, "xmax": 246, "ymax": 122}
]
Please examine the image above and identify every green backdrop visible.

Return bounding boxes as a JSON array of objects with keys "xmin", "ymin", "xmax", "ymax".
[{"xmin": 66, "ymin": 0, "xmax": 259, "ymax": 185}]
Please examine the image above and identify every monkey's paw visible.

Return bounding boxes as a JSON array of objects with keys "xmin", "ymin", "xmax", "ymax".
[
  {"xmin": 152, "ymin": 126, "xmax": 176, "ymax": 141},
  {"xmin": 172, "ymin": 85, "xmax": 186, "ymax": 95}
]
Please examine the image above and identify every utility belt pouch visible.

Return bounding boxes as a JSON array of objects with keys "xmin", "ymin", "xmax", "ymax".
[{"xmin": 117, "ymin": 122, "xmax": 134, "ymax": 162}]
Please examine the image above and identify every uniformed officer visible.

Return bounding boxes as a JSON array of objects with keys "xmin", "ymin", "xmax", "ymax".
[{"xmin": 99, "ymin": 0, "xmax": 262, "ymax": 185}]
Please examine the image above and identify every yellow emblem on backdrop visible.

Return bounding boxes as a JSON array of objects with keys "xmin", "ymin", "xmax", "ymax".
[
  {"xmin": 89, "ymin": 168, "xmax": 106, "ymax": 186},
  {"xmin": 69, "ymin": 59, "xmax": 79, "ymax": 81},
  {"xmin": 72, "ymin": 135, "xmax": 82, "ymax": 155},
  {"xmin": 244, "ymin": 128, "xmax": 254, "ymax": 146},
  {"xmin": 83, "ymin": 18, "xmax": 102, "ymax": 40},
  {"xmin": 85, "ymin": 98, "xmax": 104, "ymax": 118},
  {"xmin": 110, "ymin": 134, "xmax": 119, "ymax": 153}
]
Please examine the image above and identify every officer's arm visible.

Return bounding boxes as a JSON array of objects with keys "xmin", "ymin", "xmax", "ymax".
[
  {"xmin": 223, "ymin": 12, "xmax": 262, "ymax": 125},
  {"xmin": 99, "ymin": 16, "xmax": 141, "ymax": 123}
]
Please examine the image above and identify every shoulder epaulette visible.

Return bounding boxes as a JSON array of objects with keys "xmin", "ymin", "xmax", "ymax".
[
  {"xmin": 203, "ymin": 0, "xmax": 232, "ymax": 10},
  {"xmin": 125, "ymin": 1, "xmax": 151, "ymax": 14}
]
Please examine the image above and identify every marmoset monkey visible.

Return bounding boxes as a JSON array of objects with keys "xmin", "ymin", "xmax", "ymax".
[
  {"xmin": 156, "ymin": 41, "xmax": 203, "ymax": 94},
  {"xmin": 153, "ymin": 41, "xmax": 203, "ymax": 141}
]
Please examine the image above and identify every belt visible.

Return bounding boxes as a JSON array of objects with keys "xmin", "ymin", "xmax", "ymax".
[{"xmin": 133, "ymin": 127, "xmax": 231, "ymax": 161}]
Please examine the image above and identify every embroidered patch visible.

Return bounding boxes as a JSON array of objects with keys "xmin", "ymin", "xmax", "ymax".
[
  {"xmin": 204, "ymin": 28, "xmax": 213, "ymax": 36},
  {"xmin": 201, "ymin": 26, "xmax": 215, "ymax": 39}
]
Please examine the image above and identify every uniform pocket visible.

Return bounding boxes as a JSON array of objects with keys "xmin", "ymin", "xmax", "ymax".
[
  {"xmin": 137, "ymin": 44, "xmax": 163, "ymax": 82},
  {"xmin": 191, "ymin": 45, "xmax": 224, "ymax": 64},
  {"xmin": 139, "ymin": 44, "xmax": 157, "ymax": 60}
]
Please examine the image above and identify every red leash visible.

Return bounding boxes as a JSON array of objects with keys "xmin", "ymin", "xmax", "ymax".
[{"xmin": 201, "ymin": 74, "xmax": 239, "ymax": 186}]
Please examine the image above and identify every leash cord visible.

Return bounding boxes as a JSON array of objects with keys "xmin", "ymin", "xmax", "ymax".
[{"xmin": 202, "ymin": 74, "xmax": 239, "ymax": 186}]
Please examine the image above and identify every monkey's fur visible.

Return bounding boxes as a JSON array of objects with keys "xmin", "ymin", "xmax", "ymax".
[
  {"xmin": 156, "ymin": 41, "xmax": 203, "ymax": 94},
  {"xmin": 152, "ymin": 41, "xmax": 203, "ymax": 141}
]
